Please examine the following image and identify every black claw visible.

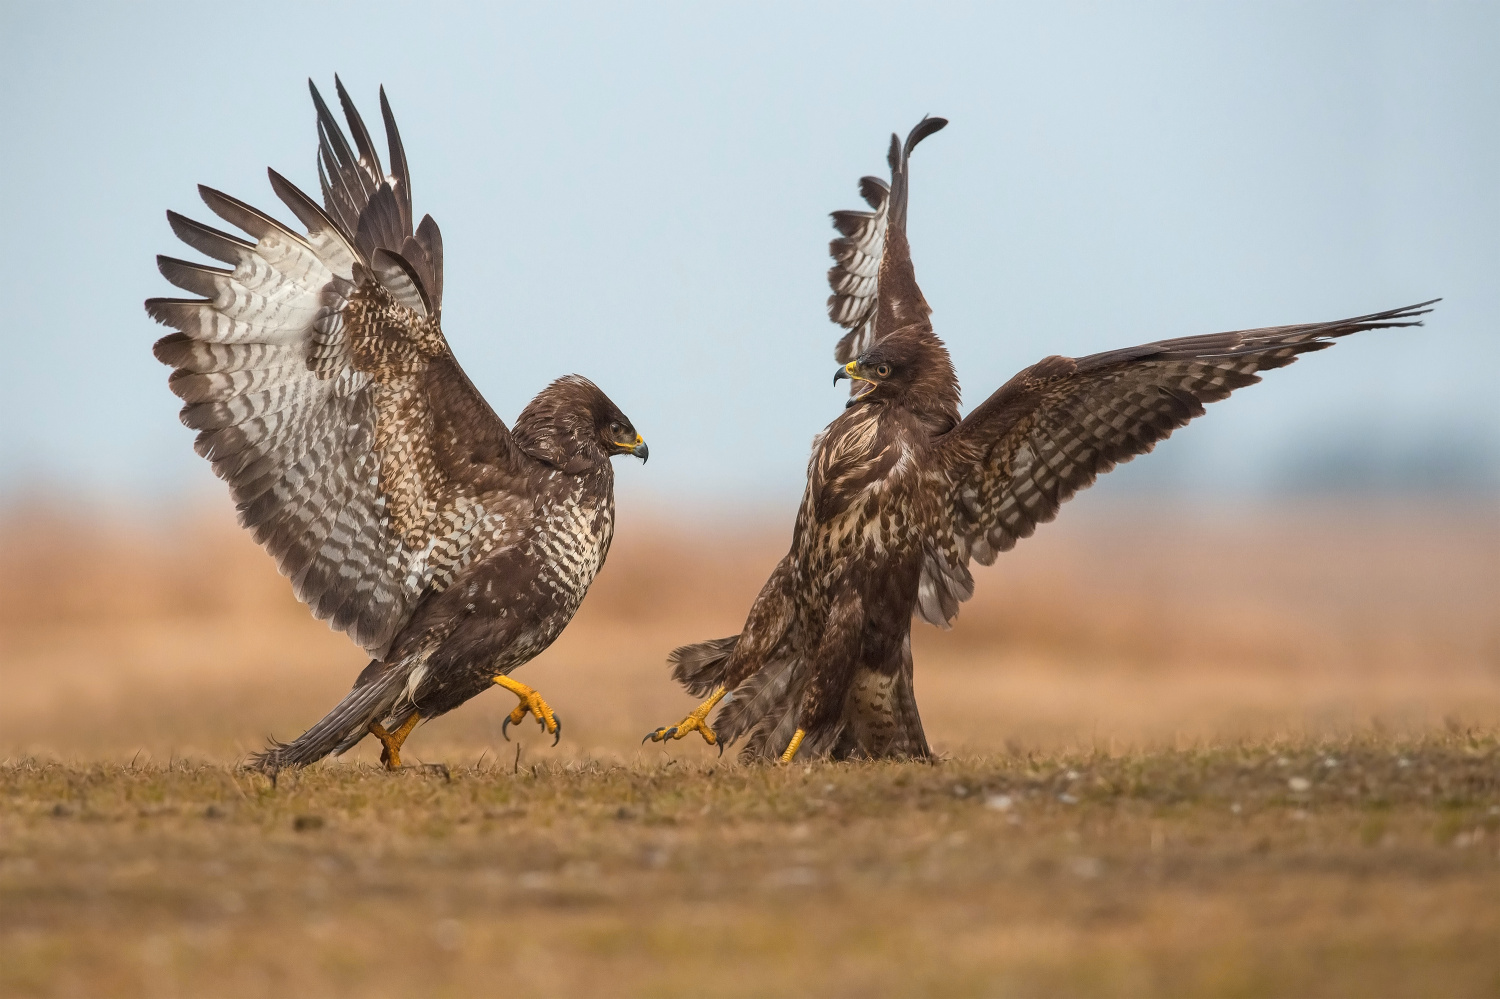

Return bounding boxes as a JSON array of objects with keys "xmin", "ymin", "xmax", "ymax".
[
  {"xmin": 717, "ymin": 740, "xmax": 725, "ymax": 758},
  {"xmin": 551, "ymin": 716, "xmax": 563, "ymax": 747},
  {"xmin": 501, "ymin": 716, "xmax": 512, "ymax": 742}
]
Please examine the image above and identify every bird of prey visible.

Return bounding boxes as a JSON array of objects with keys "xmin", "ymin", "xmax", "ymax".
[
  {"xmin": 647, "ymin": 117, "xmax": 1435, "ymax": 763},
  {"xmin": 146, "ymin": 79, "xmax": 648, "ymax": 772}
]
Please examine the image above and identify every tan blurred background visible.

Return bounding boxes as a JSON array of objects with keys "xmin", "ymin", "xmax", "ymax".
[{"xmin": 3, "ymin": 499, "xmax": 1495, "ymax": 766}]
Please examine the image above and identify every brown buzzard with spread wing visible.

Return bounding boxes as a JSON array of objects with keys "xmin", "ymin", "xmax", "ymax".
[
  {"xmin": 648, "ymin": 117, "xmax": 1435, "ymax": 762},
  {"xmin": 147, "ymin": 79, "xmax": 648, "ymax": 771}
]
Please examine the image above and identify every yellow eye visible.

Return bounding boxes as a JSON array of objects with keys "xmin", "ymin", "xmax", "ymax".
[{"xmin": 876, "ymin": 364, "xmax": 891, "ymax": 377}]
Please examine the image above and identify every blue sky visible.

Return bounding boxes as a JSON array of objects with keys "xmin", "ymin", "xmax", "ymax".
[{"xmin": 2, "ymin": 1, "xmax": 1496, "ymax": 515}]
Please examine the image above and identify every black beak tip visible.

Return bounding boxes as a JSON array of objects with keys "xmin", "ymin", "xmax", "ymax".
[
  {"xmin": 633, "ymin": 442, "xmax": 649, "ymax": 464},
  {"xmin": 833, "ymin": 367, "xmax": 848, "ymax": 385}
]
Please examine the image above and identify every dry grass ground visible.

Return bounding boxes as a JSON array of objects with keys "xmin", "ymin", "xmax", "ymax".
[
  {"xmin": 3, "ymin": 742, "xmax": 1498, "ymax": 998},
  {"xmin": 1, "ymin": 499, "xmax": 1497, "ymax": 996}
]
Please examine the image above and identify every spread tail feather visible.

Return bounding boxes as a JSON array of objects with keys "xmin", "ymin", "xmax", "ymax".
[
  {"xmin": 668, "ymin": 635, "xmax": 740, "ymax": 698},
  {"xmin": 248, "ymin": 663, "xmax": 406, "ymax": 771}
]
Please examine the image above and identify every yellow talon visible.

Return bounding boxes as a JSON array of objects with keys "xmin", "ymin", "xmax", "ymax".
[
  {"xmin": 369, "ymin": 713, "xmax": 421, "ymax": 770},
  {"xmin": 781, "ymin": 728, "xmax": 806, "ymax": 763},
  {"xmin": 645, "ymin": 686, "xmax": 728, "ymax": 753},
  {"xmin": 494, "ymin": 675, "xmax": 562, "ymax": 746}
]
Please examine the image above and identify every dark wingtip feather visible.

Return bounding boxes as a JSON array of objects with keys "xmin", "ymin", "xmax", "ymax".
[
  {"xmin": 830, "ymin": 209, "xmax": 874, "ymax": 238},
  {"xmin": 151, "ymin": 331, "xmax": 193, "ymax": 366},
  {"xmin": 378, "ymin": 85, "xmax": 414, "ymax": 238},
  {"xmin": 887, "ymin": 115, "xmax": 947, "ymax": 231},
  {"xmin": 1372, "ymin": 298, "xmax": 1440, "ymax": 324},
  {"xmin": 310, "ymin": 77, "xmax": 373, "ymax": 211},
  {"xmin": 1315, "ymin": 299, "xmax": 1440, "ymax": 341},
  {"xmin": 167, "ymin": 210, "xmax": 254, "ymax": 264},
  {"xmin": 268, "ymin": 166, "xmax": 354, "ymax": 246},
  {"xmin": 198, "ymin": 184, "xmax": 309, "ymax": 246},
  {"xmin": 157, "ymin": 254, "xmax": 229, "ymax": 298},
  {"xmin": 144, "ymin": 297, "xmax": 210, "ymax": 328},
  {"xmin": 335, "ymin": 73, "xmax": 384, "ymax": 182},
  {"xmin": 904, "ymin": 116, "xmax": 948, "ymax": 156}
]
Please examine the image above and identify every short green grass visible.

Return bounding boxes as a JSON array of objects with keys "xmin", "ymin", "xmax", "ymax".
[{"xmin": 3, "ymin": 735, "xmax": 1498, "ymax": 998}]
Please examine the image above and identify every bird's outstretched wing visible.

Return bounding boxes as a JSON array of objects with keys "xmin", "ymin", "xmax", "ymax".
[
  {"xmin": 911, "ymin": 301, "xmax": 1438, "ymax": 626},
  {"xmin": 826, "ymin": 117, "xmax": 947, "ymax": 364},
  {"xmin": 147, "ymin": 78, "xmax": 532, "ymax": 658}
]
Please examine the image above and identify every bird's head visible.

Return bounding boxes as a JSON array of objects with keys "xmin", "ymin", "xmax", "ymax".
[
  {"xmin": 595, "ymin": 405, "xmax": 649, "ymax": 463},
  {"xmin": 833, "ymin": 328, "xmax": 959, "ymax": 430},
  {"xmin": 515, "ymin": 375, "xmax": 648, "ymax": 470}
]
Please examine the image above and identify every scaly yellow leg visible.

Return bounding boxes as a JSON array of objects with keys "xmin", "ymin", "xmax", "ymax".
[
  {"xmin": 369, "ymin": 713, "xmax": 421, "ymax": 770},
  {"xmin": 644, "ymin": 686, "xmax": 728, "ymax": 755},
  {"xmin": 494, "ymin": 675, "xmax": 562, "ymax": 746},
  {"xmin": 780, "ymin": 728, "xmax": 806, "ymax": 763}
]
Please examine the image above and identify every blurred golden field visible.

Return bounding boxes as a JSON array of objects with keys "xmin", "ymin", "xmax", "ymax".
[
  {"xmin": 2, "ymin": 499, "xmax": 1496, "ymax": 764},
  {"xmin": 2, "ymin": 498, "xmax": 1498, "ymax": 998}
]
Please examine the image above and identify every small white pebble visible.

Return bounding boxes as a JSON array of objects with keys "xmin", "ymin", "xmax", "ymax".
[
  {"xmin": 1064, "ymin": 770, "xmax": 1080, "ymax": 781},
  {"xmin": 1322, "ymin": 757, "xmax": 1338, "ymax": 768},
  {"xmin": 1398, "ymin": 757, "xmax": 1413, "ymax": 768},
  {"xmin": 1230, "ymin": 802, "xmax": 1242, "ymax": 815},
  {"xmin": 985, "ymin": 794, "xmax": 1014, "ymax": 812},
  {"xmin": 1288, "ymin": 776, "xmax": 1312, "ymax": 793},
  {"xmin": 1276, "ymin": 757, "xmax": 1291, "ymax": 767},
  {"xmin": 1058, "ymin": 793, "xmax": 1079, "ymax": 805},
  {"xmin": 952, "ymin": 784, "xmax": 969, "ymax": 798}
]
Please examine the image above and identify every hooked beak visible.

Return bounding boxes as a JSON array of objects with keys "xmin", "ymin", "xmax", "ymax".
[
  {"xmin": 834, "ymin": 359, "xmax": 877, "ymax": 407},
  {"xmin": 629, "ymin": 434, "xmax": 649, "ymax": 463}
]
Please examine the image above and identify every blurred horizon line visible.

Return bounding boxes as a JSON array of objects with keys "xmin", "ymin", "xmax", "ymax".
[{"xmin": 3, "ymin": 481, "xmax": 1496, "ymax": 538}]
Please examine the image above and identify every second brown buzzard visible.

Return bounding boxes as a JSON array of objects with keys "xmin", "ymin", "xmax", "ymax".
[{"xmin": 648, "ymin": 117, "xmax": 1435, "ymax": 762}]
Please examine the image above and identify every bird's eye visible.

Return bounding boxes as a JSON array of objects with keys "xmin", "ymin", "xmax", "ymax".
[
  {"xmin": 876, "ymin": 364, "xmax": 891, "ymax": 377},
  {"xmin": 609, "ymin": 422, "xmax": 623, "ymax": 436}
]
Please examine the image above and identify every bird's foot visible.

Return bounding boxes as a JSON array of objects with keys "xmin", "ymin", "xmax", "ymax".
[
  {"xmin": 644, "ymin": 686, "xmax": 728, "ymax": 755},
  {"xmin": 369, "ymin": 713, "xmax": 421, "ymax": 771},
  {"xmin": 494, "ymin": 675, "xmax": 562, "ymax": 746},
  {"xmin": 780, "ymin": 728, "xmax": 806, "ymax": 763}
]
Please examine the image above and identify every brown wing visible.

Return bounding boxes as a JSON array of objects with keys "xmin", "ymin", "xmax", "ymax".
[
  {"xmin": 912, "ymin": 301, "xmax": 1438, "ymax": 626},
  {"xmin": 146, "ymin": 79, "xmax": 531, "ymax": 658},
  {"xmin": 826, "ymin": 117, "xmax": 947, "ymax": 365}
]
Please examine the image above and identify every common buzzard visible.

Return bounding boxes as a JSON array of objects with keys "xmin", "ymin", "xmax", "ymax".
[
  {"xmin": 647, "ymin": 117, "xmax": 1434, "ymax": 762},
  {"xmin": 147, "ymin": 79, "xmax": 648, "ymax": 771}
]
